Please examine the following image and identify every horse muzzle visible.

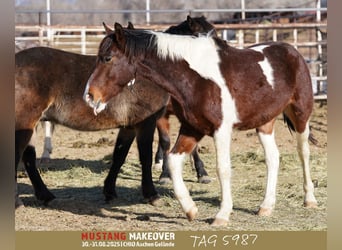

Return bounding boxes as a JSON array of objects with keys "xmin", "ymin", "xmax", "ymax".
[
  {"xmin": 84, "ymin": 92, "xmax": 107, "ymax": 116},
  {"xmin": 83, "ymin": 78, "xmax": 108, "ymax": 115}
]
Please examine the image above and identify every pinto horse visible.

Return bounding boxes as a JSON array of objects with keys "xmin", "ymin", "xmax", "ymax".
[
  {"xmin": 85, "ymin": 23, "xmax": 318, "ymax": 226},
  {"xmin": 15, "ymin": 16, "xmax": 213, "ymax": 207}
]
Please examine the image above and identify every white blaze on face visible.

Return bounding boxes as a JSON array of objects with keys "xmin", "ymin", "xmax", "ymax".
[
  {"xmin": 83, "ymin": 77, "xmax": 107, "ymax": 116},
  {"xmin": 83, "ymin": 78, "xmax": 91, "ymax": 102},
  {"xmin": 250, "ymin": 45, "xmax": 275, "ymax": 88}
]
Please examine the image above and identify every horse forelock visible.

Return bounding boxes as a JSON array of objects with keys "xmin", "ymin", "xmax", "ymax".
[
  {"xmin": 97, "ymin": 29, "xmax": 157, "ymax": 63},
  {"xmin": 98, "ymin": 34, "xmax": 114, "ymax": 57}
]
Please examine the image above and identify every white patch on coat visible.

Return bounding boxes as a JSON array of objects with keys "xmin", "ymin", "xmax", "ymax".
[
  {"xmin": 152, "ymin": 31, "xmax": 240, "ymax": 125},
  {"xmin": 250, "ymin": 45, "xmax": 275, "ymax": 88}
]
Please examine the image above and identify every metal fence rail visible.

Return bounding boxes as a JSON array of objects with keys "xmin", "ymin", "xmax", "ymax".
[{"xmin": 15, "ymin": 21, "xmax": 327, "ymax": 100}]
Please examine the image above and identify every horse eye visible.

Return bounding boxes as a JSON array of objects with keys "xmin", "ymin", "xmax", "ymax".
[{"xmin": 103, "ymin": 56, "xmax": 112, "ymax": 63}]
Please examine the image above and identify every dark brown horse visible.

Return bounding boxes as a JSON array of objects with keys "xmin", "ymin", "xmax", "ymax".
[
  {"xmin": 15, "ymin": 16, "xmax": 214, "ymax": 207},
  {"xmin": 85, "ymin": 23, "xmax": 318, "ymax": 226},
  {"xmin": 15, "ymin": 45, "xmax": 167, "ymax": 206}
]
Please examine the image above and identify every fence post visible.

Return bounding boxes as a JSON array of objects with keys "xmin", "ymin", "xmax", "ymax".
[
  {"xmin": 38, "ymin": 27, "xmax": 44, "ymax": 45},
  {"xmin": 316, "ymin": 0, "xmax": 324, "ymax": 94},
  {"xmin": 255, "ymin": 29, "xmax": 259, "ymax": 43},
  {"xmin": 272, "ymin": 29, "xmax": 277, "ymax": 41},
  {"xmin": 81, "ymin": 28, "xmax": 86, "ymax": 55},
  {"xmin": 293, "ymin": 28, "xmax": 298, "ymax": 49}
]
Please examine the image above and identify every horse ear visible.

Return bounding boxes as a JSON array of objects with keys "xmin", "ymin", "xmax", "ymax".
[
  {"xmin": 102, "ymin": 22, "xmax": 113, "ymax": 35},
  {"xmin": 187, "ymin": 15, "xmax": 193, "ymax": 25},
  {"xmin": 114, "ymin": 22, "xmax": 126, "ymax": 49},
  {"xmin": 127, "ymin": 21, "xmax": 134, "ymax": 30}
]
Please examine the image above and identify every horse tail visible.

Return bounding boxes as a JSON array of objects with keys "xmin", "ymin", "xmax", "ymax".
[
  {"xmin": 283, "ymin": 113, "xmax": 295, "ymax": 135},
  {"xmin": 282, "ymin": 113, "xmax": 318, "ymax": 146}
]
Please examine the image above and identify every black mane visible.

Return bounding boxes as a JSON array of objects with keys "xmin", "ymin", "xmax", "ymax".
[
  {"xmin": 165, "ymin": 16, "xmax": 217, "ymax": 37},
  {"xmin": 98, "ymin": 29, "xmax": 157, "ymax": 62},
  {"xmin": 123, "ymin": 29, "xmax": 158, "ymax": 61},
  {"xmin": 98, "ymin": 16, "xmax": 217, "ymax": 63}
]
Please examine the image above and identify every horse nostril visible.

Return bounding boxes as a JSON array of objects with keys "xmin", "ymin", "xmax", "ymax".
[{"xmin": 86, "ymin": 93, "xmax": 94, "ymax": 102}]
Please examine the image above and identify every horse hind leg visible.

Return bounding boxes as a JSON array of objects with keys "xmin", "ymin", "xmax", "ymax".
[
  {"xmin": 22, "ymin": 134, "xmax": 55, "ymax": 204},
  {"xmin": 15, "ymin": 130, "xmax": 31, "ymax": 208},
  {"xmin": 191, "ymin": 146, "xmax": 211, "ymax": 184},
  {"xmin": 155, "ymin": 116, "xmax": 172, "ymax": 185},
  {"xmin": 284, "ymin": 106, "xmax": 318, "ymax": 208},
  {"xmin": 40, "ymin": 121, "xmax": 54, "ymax": 163},
  {"xmin": 296, "ymin": 122, "xmax": 318, "ymax": 208},
  {"xmin": 16, "ymin": 129, "xmax": 55, "ymax": 206},
  {"xmin": 256, "ymin": 119, "xmax": 280, "ymax": 216}
]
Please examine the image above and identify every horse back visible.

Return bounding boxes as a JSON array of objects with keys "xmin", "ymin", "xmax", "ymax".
[{"xmin": 216, "ymin": 41, "xmax": 313, "ymax": 130}]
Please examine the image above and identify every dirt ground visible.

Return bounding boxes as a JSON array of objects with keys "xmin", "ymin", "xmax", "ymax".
[{"xmin": 15, "ymin": 102, "xmax": 327, "ymax": 231}]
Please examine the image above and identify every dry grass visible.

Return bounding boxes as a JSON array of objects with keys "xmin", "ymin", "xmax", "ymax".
[{"xmin": 15, "ymin": 102, "xmax": 327, "ymax": 231}]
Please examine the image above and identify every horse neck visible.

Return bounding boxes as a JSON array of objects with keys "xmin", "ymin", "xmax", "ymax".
[
  {"xmin": 132, "ymin": 32, "xmax": 225, "ymax": 103},
  {"xmin": 136, "ymin": 57, "xmax": 194, "ymax": 107}
]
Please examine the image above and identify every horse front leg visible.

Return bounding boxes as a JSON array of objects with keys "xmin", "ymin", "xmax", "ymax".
[
  {"xmin": 211, "ymin": 123, "xmax": 234, "ymax": 226},
  {"xmin": 168, "ymin": 127, "xmax": 203, "ymax": 221},
  {"xmin": 256, "ymin": 120, "xmax": 279, "ymax": 216},
  {"xmin": 103, "ymin": 127, "xmax": 136, "ymax": 202},
  {"xmin": 135, "ymin": 116, "xmax": 160, "ymax": 205}
]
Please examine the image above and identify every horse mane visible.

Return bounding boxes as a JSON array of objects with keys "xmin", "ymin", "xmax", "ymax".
[
  {"xmin": 98, "ymin": 29, "xmax": 158, "ymax": 63},
  {"xmin": 164, "ymin": 20, "xmax": 192, "ymax": 35},
  {"xmin": 165, "ymin": 16, "xmax": 217, "ymax": 37},
  {"xmin": 152, "ymin": 31, "xmax": 219, "ymax": 63},
  {"xmin": 123, "ymin": 29, "xmax": 158, "ymax": 61},
  {"xmin": 98, "ymin": 17, "xmax": 218, "ymax": 63},
  {"xmin": 99, "ymin": 27, "xmax": 222, "ymax": 75}
]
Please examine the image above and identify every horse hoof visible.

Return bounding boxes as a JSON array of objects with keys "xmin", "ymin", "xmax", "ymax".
[
  {"xmin": 186, "ymin": 206, "xmax": 198, "ymax": 221},
  {"xmin": 36, "ymin": 191, "xmax": 56, "ymax": 205},
  {"xmin": 149, "ymin": 196, "xmax": 165, "ymax": 207},
  {"xmin": 40, "ymin": 157, "xmax": 51, "ymax": 164},
  {"xmin": 257, "ymin": 207, "xmax": 273, "ymax": 216},
  {"xmin": 159, "ymin": 177, "xmax": 172, "ymax": 185},
  {"xmin": 211, "ymin": 218, "xmax": 228, "ymax": 227},
  {"xmin": 104, "ymin": 194, "xmax": 118, "ymax": 203},
  {"xmin": 198, "ymin": 176, "xmax": 211, "ymax": 184},
  {"xmin": 15, "ymin": 197, "xmax": 24, "ymax": 209},
  {"xmin": 304, "ymin": 201, "xmax": 318, "ymax": 208},
  {"xmin": 103, "ymin": 188, "xmax": 118, "ymax": 203}
]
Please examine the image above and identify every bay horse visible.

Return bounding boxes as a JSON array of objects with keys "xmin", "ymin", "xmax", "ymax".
[
  {"xmin": 85, "ymin": 23, "xmax": 318, "ymax": 226},
  {"xmin": 15, "ymin": 16, "xmax": 213, "ymax": 207}
]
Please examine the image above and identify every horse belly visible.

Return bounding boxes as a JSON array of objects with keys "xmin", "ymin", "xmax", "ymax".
[{"xmin": 233, "ymin": 105, "xmax": 284, "ymax": 131}]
